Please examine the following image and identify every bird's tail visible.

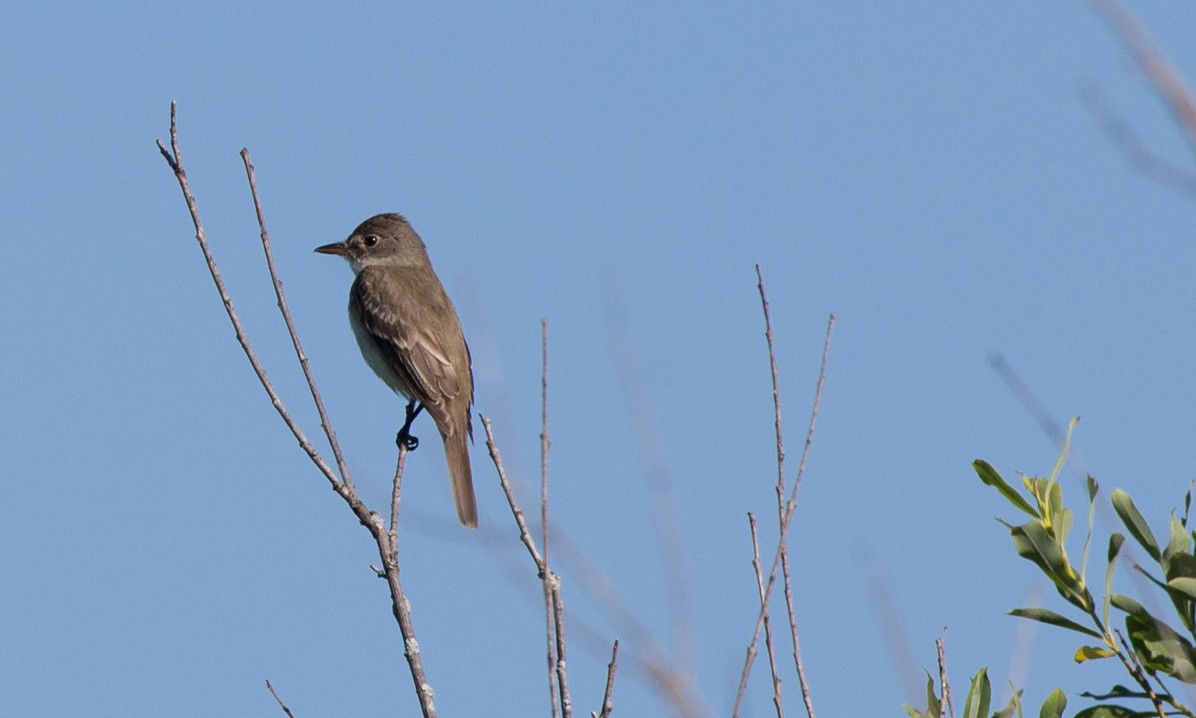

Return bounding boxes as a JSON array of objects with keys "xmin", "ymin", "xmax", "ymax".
[{"xmin": 442, "ymin": 429, "xmax": 477, "ymax": 528}]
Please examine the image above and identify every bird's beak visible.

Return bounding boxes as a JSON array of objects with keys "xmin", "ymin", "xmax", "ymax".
[{"xmin": 314, "ymin": 241, "xmax": 348, "ymax": 256}]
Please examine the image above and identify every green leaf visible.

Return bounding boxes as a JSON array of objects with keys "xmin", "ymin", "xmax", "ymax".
[
  {"xmin": 1123, "ymin": 610, "xmax": 1196, "ymax": 682},
  {"xmin": 961, "ymin": 667, "xmax": 991, "ymax": 718},
  {"xmin": 1080, "ymin": 477, "xmax": 1097, "ymax": 585},
  {"xmin": 1110, "ymin": 593, "xmax": 1142, "ymax": 612},
  {"xmin": 1111, "ymin": 488, "xmax": 1161, "ymax": 561},
  {"xmin": 1131, "ymin": 563, "xmax": 1171, "ymax": 596},
  {"xmin": 1079, "ymin": 685, "xmax": 1149, "ymax": 700},
  {"xmin": 993, "ymin": 688, "xmax": 1022, "ymax": 718},
  {"xmin": 1164, "ymin": 514, "xmax": 1191, "ymax": 568},
  {"xmin": 974, "ymin": 460, "xmax": 1037, "ymax": 517},
  {"xmin": 1165, "ymin": 554, "xmax": 1196, "ymax": 632},
  {"xmin": 1055, "ymin": 503, "xmax": 1073, "ymax": 544},
  {"xmin": 1167, "ymin": 553, "xmax": 1196, "ymax": 582},
  {"xmin": 922, "ymin": 670, "xmax": 940, "ymax": 718},
  {"xmin": 900, "ymin": 705, "xmax": 925, "ymax": 718},
  {"xmin": 1072, "ymin": 706, "xmax": 1138, "ymax": 718},
  {"xmin": 1037, "ymin": 688, "xmax": 1066, "ymax": 718},
  {"xmin": 1185, "ymin": 478, "xmax": 1194, "ymax": 528},
  {"xmin": 1009, "ymin": 521, "xmax": 1092, "ymax": 611},
  {"xmin": 1074, "ymin": 645, "xmax": 1115, "ymax": 662},
  {"xmin": 1106, "ymin": 533, "xmax": 1124, "ymax": 564},
  {"xmin": 1104, "ymin": 533, "xmax": 1124, "ymax": 628},
  {"xmin": 1167, "ymin": 576, "xmax": 1196, "ymax": 600},
  {"xmin": 1046, "ymin": 416, "xmax": 1078, "ymax": 483},
  {"xmin": 1009, "ymin": 608, "xmax": 1101, "ymax": 638}
]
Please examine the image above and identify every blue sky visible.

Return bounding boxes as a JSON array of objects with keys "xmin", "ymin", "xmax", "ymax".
[{"xmin": 4, "ymin": 2, "xmax": 1196, "ymax": 716}]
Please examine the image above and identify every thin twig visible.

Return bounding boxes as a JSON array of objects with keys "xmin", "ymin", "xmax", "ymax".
[
  {"xmin": 541, "ymin": 318, "xmax": 551, "ymax": 566},
  {"xmin": 266, "ymin": 680, "xmax": 296, "ymax": 718},
  {"xmin": 540, "ymin": 319, "xmax": 564, "ymax": 718},
  {"xmin": 239, "ymin": 148, "xmax": 354, "ymax": 492},
  {"xmin": 155, "ymin": 102, "xmax": 342, "ymax": 493},
  {"xmin": 749, "ymin": 513, "xmax": 785, "ymax": 718},
  {"xmin": 936, "ymin": 635, "xmax": 951, "ymax": 718},
  {"xmin": 757, "ymin": 265, "xmax": 786, "ymax": 497},
  {"xmin": 1113, "ymin": 629, "xmax": 1168, "ymax": 718},
  {"xmin": 733, "ymin": 302, "xmax": 833, "ymax": 718},
  {"xmin": 158, "ymin": 102, "xmax": 435, "ymax": 718},
  {"xmin": 755, "ymin": 266, "xmax": 815, "ymax": 718},
  {"xmin": 483, "ymin": 414, "xmax": 571, "ymax": 716},
  {"xmin": 389, "ymin": 444, "xmax": 408, "ymax": 544},
  {"xmin": 485, "ymin": 416, "xmax": 545, "ymax": 570},
  {"xmin": 594, "ymin": 640, "xmax": 620, "ymax": 718},
  {"xmin": 550, "ymin": 572, "xmax": 572, "ymax": 718}
]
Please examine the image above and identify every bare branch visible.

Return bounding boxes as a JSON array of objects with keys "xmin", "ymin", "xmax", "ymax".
[
  {"xmin": 485, "ymin": 416, "xmax": 545, "ymax": 569},
  {"xmin": 266, "ymin": 680, "xmax": 296, "ymax": 718},
  {"xmin": 542, "ymin": 317, "xmax": 551, "ymax": 563},
  {"xmin": 936, "ymin": 635, "xmax": 951, "ymax": 718},
  {"xmin": 749, "ymin": 513, "xmax": 784, "ymax": 718},
  {"xmin": 155, "ymin": 102, "xmax": 343, "ymax": 493},
  {"xmin": 157, "ymin": 103, "xmax": 436, "ymax": 717},
  {"xmin": 540, "ymin": 318, "xmax": 566, "ymax": 718},
  {"xmin": 389, "ymin": 444, "xmax": 408, "ymax": 545},
  {"xmin": 483, "ymin": 414, "xmax": 573, "ymax": 717},
  {"xmin": 240, "ymin": 148, "xmax": 354, "ymax": 491},
  {"xmin": 594, "ymin": 640, "xmax": 620, "ymax": 718},
  {"xmin": 734, "ymin": 269, "xmax": 831, "ymax": 718},
  {"xmin": 756, "ymin": 265, "xmax": 816, "ymax": 718}
]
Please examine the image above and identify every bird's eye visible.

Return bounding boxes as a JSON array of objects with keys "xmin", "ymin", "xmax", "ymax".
[{"xmin": 363, "ymin": 235, "xmax": 380, "ymax": 247}]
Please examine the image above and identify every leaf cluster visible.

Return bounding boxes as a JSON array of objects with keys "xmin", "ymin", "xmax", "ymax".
[{"xmin": 968, "ymin": 418, "xmax": 1196, "ymax": 718}]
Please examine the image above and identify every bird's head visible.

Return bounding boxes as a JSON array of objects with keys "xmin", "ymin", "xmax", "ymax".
[{"xmin": 315, "ymin": 213, "xmax": 428, "ymax": 274}]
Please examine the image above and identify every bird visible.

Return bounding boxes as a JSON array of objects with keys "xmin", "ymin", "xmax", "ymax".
[{"xmin": 316, "ymin": 213, "xmax": 477, "ymax": 528}]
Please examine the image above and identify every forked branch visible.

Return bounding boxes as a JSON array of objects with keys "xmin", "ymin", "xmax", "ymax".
[{"xmin": 156, "ymin": 101, "xmax": 436, "ymax": 717}]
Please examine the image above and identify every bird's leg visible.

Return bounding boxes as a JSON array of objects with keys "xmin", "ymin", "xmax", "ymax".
[{"xmin": 396, "ymin": 400, "xmax": 425, "ymax": 451}]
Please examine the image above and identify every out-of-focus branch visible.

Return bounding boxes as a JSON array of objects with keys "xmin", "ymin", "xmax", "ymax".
[
  {"xmin": 1086, "ymin": 0, "xmax": 1196, "ymax": 199},
  {"xmin": 1090, "ymin": 0, "xmax": 1196, "ymax": 155},
  {"xmin": 603, "ymin": 277, "xmax": 696, "ymax": 668},
  {"xmin": 1079, "ymin": 85, "xmax": 1196, "ymax": 200}
]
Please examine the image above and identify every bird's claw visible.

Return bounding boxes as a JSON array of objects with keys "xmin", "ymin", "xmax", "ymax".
[{"xmin": 396, "ymin": 430, "xmax": 420, "ymax": 451}]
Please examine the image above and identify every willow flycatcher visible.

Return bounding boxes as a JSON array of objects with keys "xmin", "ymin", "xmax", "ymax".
[{"xmin": 316, "ymin": 213, "xmax": 477, "ymax": 528}]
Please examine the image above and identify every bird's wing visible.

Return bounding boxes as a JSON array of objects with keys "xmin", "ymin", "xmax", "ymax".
[{"xmin": 350, "ymin": 267, "xmax": 464, "ymax": 425}]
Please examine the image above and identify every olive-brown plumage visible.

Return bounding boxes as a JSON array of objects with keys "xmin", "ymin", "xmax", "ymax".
[{"xmin": 316, "ymin": 213, "xmax": 477, "ymax": 527}]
